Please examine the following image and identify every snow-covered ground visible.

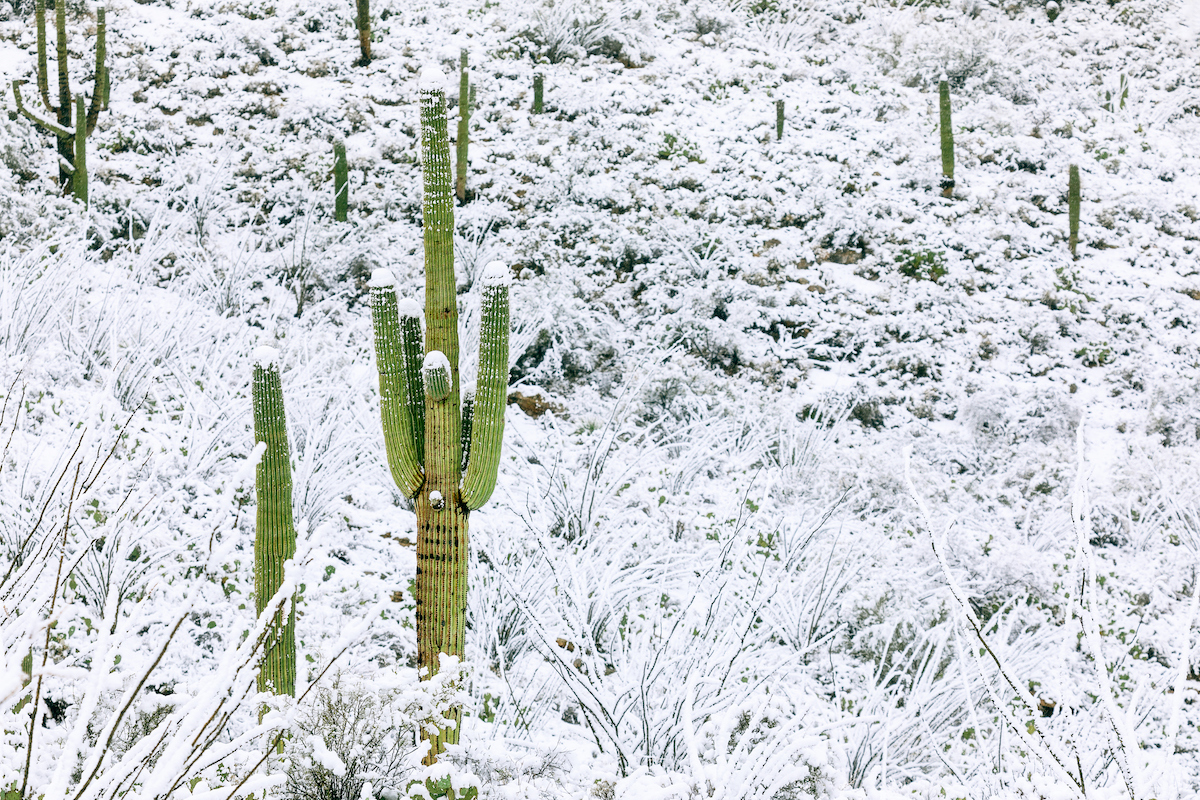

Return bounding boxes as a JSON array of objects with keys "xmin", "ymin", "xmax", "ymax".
[{"xmin": 2, "ymin": 0, "xmax": 1200, "ymax": 796}]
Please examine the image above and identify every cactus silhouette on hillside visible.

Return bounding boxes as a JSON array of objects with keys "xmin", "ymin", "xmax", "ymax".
[
  {"xmin": 12, "ymin": 1, "xmax": 108, "ymax": 200},
  {"xmin": 533, "ymin": 71, "xmax": 544, "ymax": 114},
  {"xmin": 369, "ymin": 64, "xmax": 510, "ymax": 766},
  {"xmin": 355, "ymin": 0, "xmax": 371, "ymax": 63},
  {"xmin": 333, "ymin": 139, "xmax": 349, "ymax": 222},
  {"xmin": 1068, "ymin": 164, "xmax": 1080, "ymax": 260},
  {"xmin": 251, "ymin": 347, "xmax": 297, "ymax": 699},
  {"xmin": 939, "ymin": 78, "xmax": 954, "ymax": 198}
]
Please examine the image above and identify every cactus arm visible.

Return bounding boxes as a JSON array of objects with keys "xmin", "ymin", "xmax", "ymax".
[
  {"xmin": 85, "ymin": 9, "xmax": 106, "ymax": 136},
  {"xmin": 938, "ymin": 78, "xmax": 954, "ymax": 198},
  {"xmin": 459, "ymin": 383, "xmax": 474, "ymax": 472},
  {"xmin": 35, "ymin": 0, "xmax": 49, "ymax": 110},
  {"xmin": 1068, "ymin": 164, "xmax": 1080, "ymax": 260},
  {"xmin": 370, "ymin": 270, "xmax": 424, "ymax": 498},
  {"xmin": 251, "ymin": 347, "xmax": 297, "ymax": 697},
  {"xmin": 461, "ymin": 263, "xmax": 509, "ymax": 510},
  {"xmin": 12, "ymin": 81, "xmax": 72, "ymax": 139},
  {"xmin": 420, "ymin": 66, "xmax": 460, "ymax": 384},
  {"xmin": 456, "ymin": 49, "xmax": 469, "ymax": 203},
  {"xmin": 73, "ymin": 96, "xmax": 87, "ymax": 204},
  {"xmin": 333, "ymin": 139, "xmax": 349, "ymax": 222}
]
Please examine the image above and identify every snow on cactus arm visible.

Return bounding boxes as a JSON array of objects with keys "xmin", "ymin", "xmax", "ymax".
[
  {"xmin": 461, "ymin": 262, "xmax": 510, "ymax": 510},
  {"xmin": 422, "ymin": 351, "xmax": 451, "ymax": 402},
  {"xmin": 250, "ymin": 348, "xmax": 296, "ymax": 697},
  {"xmin": 369, "ymin": 269, "xmax": 424, "ymax": 498}
]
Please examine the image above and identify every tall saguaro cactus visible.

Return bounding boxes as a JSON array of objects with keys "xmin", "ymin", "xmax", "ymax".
[
  {"xmin": 12, "ymin": 1, "xmax": 108, "ymax": 198},
  {"xmin": 938, "ymin": 78, "xmax": 955, "ymax": 198},
  {"xmin": 1068, "ymin": 164, "xmax": 1080, "ymax": 260},
  {"xmin": 355, "ymin": 0, "xmax": 371, "ymax": 63},
  {"xmin": 368, "ymin": 64, "xmax": 511, "ymax": 766},
  {"xmin": 456, "ymin": 49, "xmax": 470, "ymax": 203},
  {"xmin": 251, "ymin": 347, "xmax": 297, "ymax": 699}
]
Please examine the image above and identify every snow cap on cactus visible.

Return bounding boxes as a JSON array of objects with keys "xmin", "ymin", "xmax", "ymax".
[
  {"xmin": 461, "ymin": 379, "xmax": 477, "ymax": 400},
  {"xmin": 423, "ymin": 350, "xmax": 451, "ymax": 400},
  {"xmin": 397, "ymin": 297, "xmax": 423, "ymax": 319},
  {"xmin": 368, "ymin": 268, "xmax": 396, "ymax": 288},
  {"xmin": 252, "ymin": 346, "xmax": 281, "ymax": 369},
  {"xmin": 419, "ymin": 62, "xmax": 447, "ymax": 93},
  {"xmin": 480, "ymin": 261, "xmax": 511, "ymax": 288}
]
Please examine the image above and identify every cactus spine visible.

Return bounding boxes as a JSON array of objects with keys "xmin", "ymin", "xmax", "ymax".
[
  {"xmin": 1068, "ymin": 164, "xmax": 1080, "ymax": 260},
  {"xmin": 333, "ymin": 139, "xmax": 349, "ymax": 222},
  {"xmin": 355, "ymin": 0, "xmax": 371, "ymax": 63},
  {"xmin": 456, "ymin": 49, "xmax": 470, "ymax": 203},
  {"xmin": 775, "ymin": 99, "xmax": 784, "ymax": 141},
  {"xmin": 533, "ymin": 71, "xmax": 544, "ymax": 114},
  {"xmin": 369, "ymin": 64, "xmax": 510, "ymax": 766},
  {"xmin": 251, "ymin": 348, "xmax": 297, "ymax": 699},
  {"xmin": 938, "ymin": 78, "xmax": 954, "ymax": 198},
  {"xmin": 11, "ymin": 3, "xmax": 107, "ymax": 197}
]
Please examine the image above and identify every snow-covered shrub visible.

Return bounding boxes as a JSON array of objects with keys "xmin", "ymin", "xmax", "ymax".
[{"xmin": 513, "ymin": 0, "xmax": 655, "ymax": 65}]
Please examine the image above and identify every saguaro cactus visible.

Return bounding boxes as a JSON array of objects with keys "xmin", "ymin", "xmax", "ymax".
[
  {"xmin": 938, "ymin": 78, "xmax": 954, "ymax": 198},
  {"xmin": 1068, "ymin": 164, "xmax": 1080, "ymax": 260},
  {"xmin": 456, "ymin": 49, "xmax": 470, "ymax": 203},
  {"xmin": 333, "ymin": 139, "xmax": 349, "ymax": 222},
  {"xmin": 355, "ymin": 0, "xmax": 371, "ymax": 63},
  {"xmin": 533, "ymin": 71, "xmax": 544, "ymax": 114},
  {"xmin": 368, "ymin": 64, "xmax": 510, "ymax": 766},
  {"xmin": 775, "ymin": 99, "xmax": 784, "ymax": 141},
  {"xmin": 251, "ymin": 347, "xmax": 297, "ymax": 699},
  {"xmin": 12, "ymin": 2, "xmax": 107, "ymax": 198}
]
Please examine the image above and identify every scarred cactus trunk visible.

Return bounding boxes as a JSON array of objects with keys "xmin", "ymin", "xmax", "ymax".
[
  {"xmin": 368, "ymin": 63, "xmax": 511, "ymax": 767},
  {"xmin": 251, "ymin": 348, "xmax": 297, "ymax": 698}
]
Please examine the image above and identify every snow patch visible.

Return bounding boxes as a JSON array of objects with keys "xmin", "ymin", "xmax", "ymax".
[
  {"xmin": 397, "ymin": 298, "xmax": 422, "ymax": 318},
  {"xmin": 307, "ymin": 735, "xmax": 346, "ymax": 777},
  {"xmin": 419, "ymin": 62, "xmax": 447, "ymax": 93},
  {"xmin": 480, "ymin": 261, "xmax": 511, "ymax": 288},
  {"xmin": 368, "ymin": 268, "xmax": 395, "ymax": 288},
  {"xmin": 251, "ymin": 346, "xmax": 280, "ymax": 369}
]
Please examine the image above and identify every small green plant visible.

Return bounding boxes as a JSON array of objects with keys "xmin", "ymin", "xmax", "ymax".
[
  {"xmin": 11, "ymin": 2, "xmax": 108, "ymax": 200},
  {"xmin": 251, "ymin": 347, "xmax": 297, "ymax": 698},
  {"xmin": 896, "ymin": 248, "xmax": 947, "ymax": 282},
  {"xmin": 775, "ymin": 99, "xmax": 784, "ymax": 141},
  {"xmin": 1102, "ymin": 74, "xmax": 1128, "ymax": 112},
  {"xmin": 657, "ymin": 132, "xmax": 705, "ymax": 163},
  {"xmin": 1074, "ymin": 342, "xmax": 1111, "ymax": 368},
  {"xmin": 355, "ymin": 0, "xmax": 371, "ymax": 63},
  {"xmin": 456, "ymin": 50, "xmax": 470, "ymax": 202},
  {"xmin": 938, "ymin": 78, "xmax": 954, "ymax": 198},
  {"xmin": 1068, "ymin": 164, "xmax": 1080, "ymax": 259},
  {"xmin": 533, "ymin": 71, "xmax": 544, "ymax": 114},
  {"xmin": 334, "ymin": 139, "xmax": 349, "ymax": 222}
]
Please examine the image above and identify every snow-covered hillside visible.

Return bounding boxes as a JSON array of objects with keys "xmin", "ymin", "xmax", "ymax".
[{"xmin": 2, "ymin": 0, "xmax": 1200, "ymax": 796}]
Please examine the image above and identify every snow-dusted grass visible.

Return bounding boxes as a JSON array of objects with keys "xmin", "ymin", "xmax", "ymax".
[{"xmin": 3, "ymin": 0, "xmax": 1200, "ymax": 796}]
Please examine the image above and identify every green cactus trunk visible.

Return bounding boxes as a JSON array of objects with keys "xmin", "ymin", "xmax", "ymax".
[
  {"xmin": 1068, "ymin": 164, "xmax": 1080, "ymax": 260},
  {"xmin": 333, "ymin": 139, "xmax": 349, "ymax": 222},
  {"xmin": 456, "ymin": 50, "xmax": 469, "ymax": 203},
  {"xmin": 73, "ymin": 96, "xmax": 87, "ymax": 205},
  {"xmin": 252, "ymin": 351, "xmax": 297, "ymax": 699},
  {"xmin": 939, "ymin": 79, "xmax": 954, "ymax": 198},
  {"xmin": 775, "ymin": 99, "xmax": 784, "ymax": 141},
  {"xmin": 369, "ymin": 65, "xmax": 511, "ymax": 767},
  {"xmin": 533, "ymin": 72, "xmax": 544, "ymax": 114}
]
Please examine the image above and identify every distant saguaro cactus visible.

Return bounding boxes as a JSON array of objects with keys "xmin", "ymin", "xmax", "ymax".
[
  {"xmin": 11, "ymin": 2, "xmax": 108, "ymax": 199},
  {"xmin": 333, "ymin": 139, "xmax": 349, "ymax": 222},
  {"xmin": 533, "ymin": 71, "xmax": 544, "ymax": 114},
  {"xmin": 251, "ymin": 347, "xmax": 297, "ymax": 699},
  {"xmin": 456, "ymin": 49, "xmax": 470, "ymax": 203},
  {"xmin": 1068, "ymin": 164, "xmax": 1080, "ymax": 260},
  {"xmin": 369, "ymin": 64, "xmax": 511, "ymax": 766},
  {"xmin": 355, "ymin": 0, "xmax": 371, "ymax": 63},
  {"xmin": 775, "ymin": 99, "xmax": 784, "ymax": 141},
  {"xmin": 939, "ymin": 78, "xmax": 954, "ymax": 198}
]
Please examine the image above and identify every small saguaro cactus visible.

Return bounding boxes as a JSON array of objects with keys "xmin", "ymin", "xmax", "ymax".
[
  {"xmin": 368, "ymin": 63, "xmax": 511, "ymax": 766},
  {"xmin": 251, "ymin": 347, "xmax": 297, "ymax": 699},
  {"xmin": 533, "ymin": 71, "xmax": 544, "ymax": 114},
  {"xmin": 1068, "ymin": 164, "xmax": 1080, "ymax": 259},
  {"xmin": 938, "ymin": 77, "xmax": 955, "ymax": 198},
  {"xmin": 775, "ymin": 99, "xmax": 784, "ymax": 141},
  {"xmin": 355, "ymin": 0, "xmax": 371, "ymax": 63},
  {"xmin": 12, "ymin": 1, "xmax": 108, "ymax": 198},
  {"xmin": 456, "ymin": 49, "xmax": 470, "ymax": 203},
  {"xmin": 333, "ymin": 139, "xmax": 349, "ymax": 222}
]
